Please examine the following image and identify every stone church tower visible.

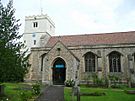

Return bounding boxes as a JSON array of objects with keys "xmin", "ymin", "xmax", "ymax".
[
  {"xmin": 23, "ymin": 14, "xmax": 55, "ymax": 54},
  {"xmin": 23, "ymin": 14, "xmax": 55, "ymax": 81}
]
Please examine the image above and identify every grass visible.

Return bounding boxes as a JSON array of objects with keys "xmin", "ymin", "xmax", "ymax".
[
  {"xmin": 0, "ymin": 83, "xmax": 37, "ymax": 101},
  {"xmin": 64, "ymin": 87, "xmax": 135, "ymax": 101}
]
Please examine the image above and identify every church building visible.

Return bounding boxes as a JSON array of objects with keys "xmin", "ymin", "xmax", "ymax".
[{"xmin": 23, "ymin": 15, "xmax": 135, "ymax": 85}]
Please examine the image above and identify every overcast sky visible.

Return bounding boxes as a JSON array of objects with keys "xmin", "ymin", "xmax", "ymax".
[{"xmin": 2, "ymin": 0, "xmax": 135, "ymax": 35}]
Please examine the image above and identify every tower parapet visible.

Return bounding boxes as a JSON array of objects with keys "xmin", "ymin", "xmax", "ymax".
[{"xmin": 23, "ymin": 14, "xmax": 55, "ymax": 53}]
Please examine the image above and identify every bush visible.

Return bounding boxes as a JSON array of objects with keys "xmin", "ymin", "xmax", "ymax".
[
  {"xmin": 108, "ymin": 74, "xmax": 121, "ymax": 88},
  {"xmin": 32, "ymin": 82, "xmax": 41, "ymax": 95},
  {"xmin": 81, "ymin": 92, "xmax": 106, "ymax": 96},
  {"xmin": 65, "ymin": 79, "xmax": 75, "ymax": 87},
  {"xmin": 111, "ymin": 84, "xmax": 128, "ymax": 89},
  {"xmin": 92, "ymin": 73, "xmax": 98, "ymax": 85},
  {"xmin": 92, "ymin": 73, "xmax": 105, "ymax": 87},
  {"xmin": 0, "ymin": 97, "xmax": 9, "ymax": 101},
  {"xmin": 131, "ymin": 83, "xmax": 135, "ymax": 88},
  {"xmin": 83, "ymin": 74, "xmax": 91, "ymax": 87},
  {"xmin": 20, "ymin": 91, "xmax": 28, "ymax": 101},
  {"xmin": 104, "ymin": 78, "xmax": 109, "ymax": 87},
  {"xmin": 125, "ymin": 90, "xmax": 135, "ymax": 94}
]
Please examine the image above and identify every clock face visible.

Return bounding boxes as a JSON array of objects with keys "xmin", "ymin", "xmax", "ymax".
[{"xmin": 32, "ymin": 33, "xmax": 36, "ymax": 37}]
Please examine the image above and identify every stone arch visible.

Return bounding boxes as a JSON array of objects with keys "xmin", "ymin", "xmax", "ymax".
[
  {"xmin": 107, "ymin": 50, "xmax": 123, "ymax": 56},
  {"xmin": 52, "ymin": 57, "xmax": 66, "ymax": 85},
  {"xmin": 51, "ymin": 56, "xmax": 67, "ymax": 67},
  {"xmin": 83, "ymin": 51, "xmax": 98, "ymax": 57}
]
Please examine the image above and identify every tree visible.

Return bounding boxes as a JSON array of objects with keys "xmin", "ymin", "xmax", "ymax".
[{"xmin": 0, "ymin": 0, "xmax": 29, "ymax": 82}]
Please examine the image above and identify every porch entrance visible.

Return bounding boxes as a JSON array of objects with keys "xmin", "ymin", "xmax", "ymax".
[{"xmin": 52, "ymin": 58, "xmax": 66, "ymax": 85}]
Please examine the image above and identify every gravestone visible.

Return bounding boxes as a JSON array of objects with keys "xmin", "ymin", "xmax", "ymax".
[
  {"xmin": 0, "ymin": 85, "xmax": 5, "ymax": 96},
  {"xmin": 72, "ymin": 86, "xmax": 80, "ymax": 101}
]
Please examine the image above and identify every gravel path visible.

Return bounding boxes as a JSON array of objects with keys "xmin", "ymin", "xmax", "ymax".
[{"xmin": 36, "ymin": 85, "xmax": 64, "ymax": 101}]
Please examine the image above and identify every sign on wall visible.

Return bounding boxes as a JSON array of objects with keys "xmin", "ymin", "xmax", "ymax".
[{"xmin": 55, "ymin": 64, "xmax": 64, "ymax": 68}]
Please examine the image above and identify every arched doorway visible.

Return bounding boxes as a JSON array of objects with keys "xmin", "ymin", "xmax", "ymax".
[{"xmin": 52, "ymin": 58, "xmax": 66, "ymax": 85}]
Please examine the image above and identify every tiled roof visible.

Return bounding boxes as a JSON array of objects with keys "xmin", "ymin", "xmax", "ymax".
[{"xmin": 45, "ymin": 31, "xmax": 135, "ymax": 47}]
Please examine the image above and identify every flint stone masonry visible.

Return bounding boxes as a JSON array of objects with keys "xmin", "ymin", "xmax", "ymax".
[
  {"xmin": 28, "ymin": 43, "xmax": 135, "ymax": 84},
  {"xmin": 26, "ymin": 31, "xmax": 135, "ymax": 85}
]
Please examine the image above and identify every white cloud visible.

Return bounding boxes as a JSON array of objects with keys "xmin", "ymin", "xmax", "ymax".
[
  {"xmin": 78, "ymin": 0, "xmax": 123, "ymax": 9},
  {"xmin": 46, "ymin": 0, "xmax": 69, "ymax": 5},
  {"xmin": 69, "ymin": 10, "xmax": 117, "ymax": 33},
  {"xmin": 119, "ymin": 10, "xmax": 135, "ymax": 29},
  {"xmin": 71, "ymin": 0, "xmax": 135, "ymax": 34},
  {"xmin": 2, "ymin": 0, "xmax": 135, "ymax": 35},
  {"xmin": 70, "ymin": 10, "xmax": 94, "ymax": 27},
  {"xmin": 77, "ymin": 0, "xmax": 123, "ymax": 21}
]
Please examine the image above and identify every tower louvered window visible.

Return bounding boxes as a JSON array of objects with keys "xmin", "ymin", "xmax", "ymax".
[{"xmin": 33, "ymin": 22, "xmax": 38, "ymax": 27}]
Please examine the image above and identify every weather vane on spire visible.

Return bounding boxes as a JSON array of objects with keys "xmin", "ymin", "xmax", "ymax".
[{"xmin": 40, "ymin": 0, "xmax": 43, "ymax": 15}]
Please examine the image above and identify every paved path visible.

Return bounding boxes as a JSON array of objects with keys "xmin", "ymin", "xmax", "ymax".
[{"xmin": 36, "ymin": 86, "xmax": 64, "ymax": 101}]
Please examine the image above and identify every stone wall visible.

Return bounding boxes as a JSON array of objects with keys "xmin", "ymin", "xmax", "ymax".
[
  {"xmin": 29, "ymin": 43, "xmax": 135, "ymax": 84},
  {"xmin": 42, "ymin": 41, "xmax": 79, "ymax": 84},
  {"xmin": 69, "ymin": 44, "xmax": 135, "ymax": 83}
]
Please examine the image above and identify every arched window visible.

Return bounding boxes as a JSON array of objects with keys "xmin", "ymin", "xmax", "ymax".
[
  {"xmin": 85, "ymin": 52, "xmax": 96, "ymax": 72},
  {"xmin": 109, "ymin": 51, "xmax": 121, "ymax": 72}
]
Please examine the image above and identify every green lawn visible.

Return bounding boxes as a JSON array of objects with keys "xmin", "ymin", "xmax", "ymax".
[
  {"xmin": 64, "ymin": 87, "xmax": 135, "ymax": 101},
  {"xmin": 0, "ymin": 83, "xmax": 36, "ymax": 101}
]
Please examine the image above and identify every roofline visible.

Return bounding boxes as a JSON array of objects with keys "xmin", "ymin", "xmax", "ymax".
[
  {"xmin": 45, "ymin": 42, "xmax": 135, "ymax": 48},
  {"xmin": 51, "ymin": 30, "xmax": 135, "ymax": 37}
]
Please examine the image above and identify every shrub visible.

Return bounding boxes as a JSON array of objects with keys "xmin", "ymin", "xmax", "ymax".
[
  {"xmin": 125, "ymin": 90, "xmax": 135, "ymax": 94},
  {"xmin": 104, "ymin": 78, "xmax": 109, "ymax": 87},
  {"xmin": 20, "ymin": 91, "xmax": 28, "ymax": 101},
  {"xmin": 92, "ymin": 73, "xmax": 105, "ymax": 87},
  {"xmin": 32, "ymin": 82, "xmax": 41, "ymax": 95},
  {"xmin": 0, "ymin": 97, "xmax": 9, "ymax": 101},
  {"xmin": 80, "ymin": 92, "xmax": 106, "ymax": 96},
  {"xmin": 108, "ymin": 74, "xmax": 121, "ymax": 88},
  {"xmin": 111, "ymin": 84, "xmax": 128, "ymax": 89},
  {"xmin": 83, "ymin": 74, "xmax": 91, "ymax": 87},
  {"xmin": 65, "ymin": 79, "xmax": 75, "ymax": 87},
  {"xmin": 131, "ymin": 83, "xmax": 135, "ymax": 88},
  {"xmin": 92, "ymin": 73, "xmax": 98, "ymax": 85}
]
